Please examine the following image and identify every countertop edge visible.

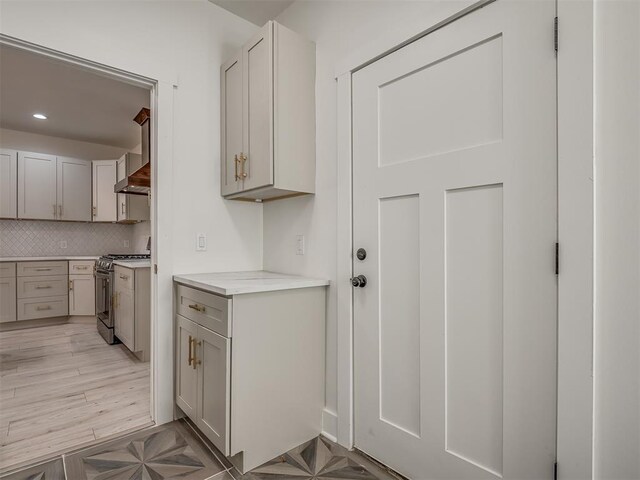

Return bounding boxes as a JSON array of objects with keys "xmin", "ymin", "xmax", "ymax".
[{"xmin": 173, "ymin": 274, "xmax": 330, "ymax": 296}]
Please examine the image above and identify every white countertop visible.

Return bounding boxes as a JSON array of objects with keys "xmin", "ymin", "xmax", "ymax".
[
  {"xmin": 113, "ymin": 259, "xmax": 151, "ymax": 269},
  {"xmin": 173, "ymin": 270, "xmax": 329, "ymax": 296},
  {"xmin": 0, "ymin": 256, "xmax": 100, "ymax": 262}
]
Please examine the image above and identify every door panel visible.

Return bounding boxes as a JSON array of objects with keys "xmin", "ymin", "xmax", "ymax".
[
  {"xmin": 242, "ymin": 23, "xmax": 273, "ymax": 191},
  {"xmin": 69, "ymin": 274, "xmax": 95, "ymax": 316},
  {"xmin": 57, "ymin": 157, "xmax": 91, "ymax": 221},
  {"xmin": 221, "ymin": 53, "xmax": 243, "ymax": 196},
  {"xmin": 0, "ymin": 277, "xmax": 17, "ymax": 323},
  {"xmin": 92, "ymin": 160, "xmax": 117, "ymax": 222},
  {"xmin": 176, "ymin": 314, "xmax": 198, "ymax": 420},
  {"xmin": 196, "ymin": 325, "xmax": 230, "ymax": 456},
  {"xmin": 352, "ymin": 2, "xmax": 557, "ymax": 479},
  {"xmin": 17, "ymin": 151, "xmax": 57, "ymax": 220},
  {"xmin": 0, "ymin": 149, "xmax": 17, "ymax": 218}
]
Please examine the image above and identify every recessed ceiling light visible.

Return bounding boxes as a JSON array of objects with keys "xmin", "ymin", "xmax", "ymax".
[{"xmin": 33, "ymin": 113, "xmax": 47, "ymax": 120}]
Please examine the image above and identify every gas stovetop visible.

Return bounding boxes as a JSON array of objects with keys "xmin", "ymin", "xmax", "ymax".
[{"xmin": 97, "ymin": 254, "xmax": 150, "ymax": 272}]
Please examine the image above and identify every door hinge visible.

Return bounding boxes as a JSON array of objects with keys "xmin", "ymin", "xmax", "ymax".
[
  {"xmin": 555, "ymin": 243, "xmax": 559, "ymax": 275},
  {"xmin": 554, "ymin": 17, "xmax": 559, "ymax": 54},
  {"xmin": 554, "ymin": 461, "xmax": 558, "ymax": 480}
]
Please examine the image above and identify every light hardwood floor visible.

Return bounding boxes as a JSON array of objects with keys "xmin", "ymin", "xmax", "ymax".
[{"xmin": 0, "ymin": 317, "xmax": 152, "ymax": 471}]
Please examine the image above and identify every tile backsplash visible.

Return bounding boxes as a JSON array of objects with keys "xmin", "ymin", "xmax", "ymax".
[{"xmin": 0, "ymin": 220, "xmax": 136, "ymax": 257}]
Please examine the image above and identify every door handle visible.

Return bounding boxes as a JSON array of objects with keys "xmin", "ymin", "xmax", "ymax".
[
  {"xmin": 93, "ymin": 206, "xmax": 97, "ymax": 217},
  {"xmin": 351, "ymin": 275, "xmax": 367, "ymax": 288},
  {"xmin": 193, "ymin": 340, "xmax": 201, "ymax": 370},
  {"xmin": 234, "ymin": 154, "xmax": 240, "ymax": 181},
  {"xmin": 188, "ymin": 304, "xmax": 205, "ymax": 313},
  {"xmin": 188, "ymin": 335, "xmax": 194, "ymax": 366},
  {"xmin": 240, "ymin": 152, "xmax": 248, "ymax": 179},
  {"xmin": 69, "ymin": 280, "xmax": 73, "ymax": 291}
]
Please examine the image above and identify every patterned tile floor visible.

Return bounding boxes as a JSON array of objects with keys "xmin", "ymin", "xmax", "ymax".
[{"xmin": 0, "ymin": 420, "xmax": 398, "ymax": 480}]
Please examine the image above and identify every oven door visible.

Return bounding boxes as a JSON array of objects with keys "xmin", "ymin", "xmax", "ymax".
[{"xmin": 95, "ymin": 270, "xmax": 113, "ymax": 327}]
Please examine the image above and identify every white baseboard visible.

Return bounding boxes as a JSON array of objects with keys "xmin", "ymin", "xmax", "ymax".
[{"xmin": 321, "ymin": 408, "xmax": 338, "ymax": 442}]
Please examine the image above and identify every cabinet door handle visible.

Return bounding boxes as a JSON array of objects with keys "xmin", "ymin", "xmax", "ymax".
[
  {"xmin": 193, "ymin": 340, "xmax": 201, "ymax": 370},
  {"xmin": 93, "ymin": 206, "xmax": 97, "ymax": 217},
  {"xmin": 69, "ymin": 280, "xmax": 73, "ymax": 291},
  {"xmin": 234, "ymin": 154, "xmax": 240, "ymax": 181},
  {"xmin": 188, "ymin": 304, "xmax": 205, "ymax": 313},
  {"xmin": 121, "ymin": 202, "xmax": 126, "ymax": 214},
  {"xmin": 58, "ymin": 205, "xmax": 63, "ymax": 218},
  {"xmin": 240, "ymin": 152, "xmax": 248, "ymax": 179},
  {"xmin": 119, "ymin": 274, "xmax": 129, "ymax": 280},
  {"xmin": 53, "ymin": 204, "xmax": 57, "ymax": 217},
  {"xmin": 36, "ymin": 305, "xmax": 52, "ymax": 311},
  {"xmin": 188, "ymin": 335, "xmax": 194, "ymax": 366},
  {"xmin": 35, "ymin": 285, "xmax": 52, "ymax": 289}
]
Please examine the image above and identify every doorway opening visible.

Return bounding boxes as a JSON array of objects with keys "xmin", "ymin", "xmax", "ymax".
[{"xmin": 0, "ymin": 38, "xmax": 159, "ymax": 473}]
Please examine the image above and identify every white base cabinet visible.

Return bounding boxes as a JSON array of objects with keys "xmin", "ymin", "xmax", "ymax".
[
  {"xmin": 114, "ymin": 265, "xmax": 150, "ymax": 361},
  {"xmin": 174, "ymin": 281, "xmax": 326, "ymax": 474},
  {"xmin": 0, "ymin": 263, "xmax": 17, "ymax": 323},
  {"xmin": 69, "ymin": 260, "xmax": 95, "ymax": 316}
]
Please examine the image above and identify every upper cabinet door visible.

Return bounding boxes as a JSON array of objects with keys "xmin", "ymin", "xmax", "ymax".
[
  {"xmin": 0, "ymin": 149, "xmax": 17, "ymax": 219},
  {"xmin": 17, "ymin": 151, "xmax": 57, "ymax": 220},
  {"xmin": 242, "ymin": 22, "xmax": 274, "ymax": 192},
  {"xmin": 57, "ymin": 157, "xmax": 91, "ymax": 222},
  {"xmin": 221, "ymin": 53, "xmax": 243, "ymax": 197},
  {"xmin": 92, "ymin": 160, "xmax": 118, "ymax": 222}
]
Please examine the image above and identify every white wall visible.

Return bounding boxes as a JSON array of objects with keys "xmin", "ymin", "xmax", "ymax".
[
  {"xmin": 0, "ymin": 127, "xmax": 130, "ymax": 159},
  {"xmin": 267, "ymin": 0, "xmax": 474, "ymax": 434},
  {"xmin": 0, "ymin": 0, "xmax": 260, "ymax": 424},
  {"xmin": 594, "ymin": 1, "xmax": 640, "ymax": 478}
]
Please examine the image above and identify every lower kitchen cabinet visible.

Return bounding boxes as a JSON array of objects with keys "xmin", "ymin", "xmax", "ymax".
[
  {"xmin": 16, "ymin": 261, "xmax": 68, "ymax": 321},
  {"xmin": 114, "ymin": 265, "xmax": 150, "ymax": 361},
  {"xmin": 0, "ymin": 263, "xmax": 17, "ymax": 323},
  {"xmin": 69, "ymin": 274, "xmax": 95, "ymax": 316},
  {"xmin": 173, "ymin": 274, "xmax": 327, "ymax": 474}
]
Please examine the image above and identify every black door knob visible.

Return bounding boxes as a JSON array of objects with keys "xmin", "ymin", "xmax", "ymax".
[
  {"xmin": 351, "ymin": 275, "xmax": 367, "ymax": 288},
  {"xmin": 356, "ymin": 248, "xmax": 367, "ymax": 261}
]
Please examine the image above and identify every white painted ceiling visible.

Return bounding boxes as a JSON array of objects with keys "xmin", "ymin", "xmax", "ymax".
[
  {"xmin": 209, "ymin": 0, "xmax": 294, "ymax": 26},
  {"xmin": 0, "ymin": 45, "xmax": 150, "ymax": 149}
]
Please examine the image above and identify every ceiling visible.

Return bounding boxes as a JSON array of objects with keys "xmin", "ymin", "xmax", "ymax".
[
  {"xmin": 0, "ymin": 45, "xmax": 150, "ymax": 149},
  {"xmin": 209, "ymin": 0, "xmax": 294, "ymax": 26}
]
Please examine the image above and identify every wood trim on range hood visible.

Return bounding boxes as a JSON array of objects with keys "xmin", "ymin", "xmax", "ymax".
[{"xmin": 115, "ymin": 107, "xmax": 151, "ymax": 195}]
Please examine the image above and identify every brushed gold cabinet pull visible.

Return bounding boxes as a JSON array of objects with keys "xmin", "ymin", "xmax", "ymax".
[
  {"xmin": 53, "ymin": 204, "xmax": 57, "ymax": 217},
  {"xmin": 35, "ymin": 285, "xmax": 52, "ymax": 289},
  {"xmin": 36, "ymin": 305, "xmax": 52, "ymax": 311},
  {"xmin": 35, "ymin": 268, "xmax": 51, "ymax": 271},
  {"xmin": 188, "ymin": 335, "xmax": 194, "ymax": 366},
  {"xmin": 240, "ymin": 152, "xmax": 248, "ymax": 179},
  {"xmin": 119, "ymin": 274, "xmax": 129, "ymax": 280},
  {"xmin": 58, "ymin": 205, "xmax": 63, "ymax": 217},
  {"xmin": 69, "ymin": 280, "xmax": 73, "ymax": 291},
  {"xmin": 234, "ymin": 154, "xmax": 240, "ymax": 181},
  {"xmin": 93, "ymin": 206, "xmax": 97, "ymax": 217},
  {"xmin": 193, "ymin": 340, "xmax": 201, "ymax": 369},
  {"xmin": 188, "ymin": 304, "xmax": 205, "ymax": 313}
]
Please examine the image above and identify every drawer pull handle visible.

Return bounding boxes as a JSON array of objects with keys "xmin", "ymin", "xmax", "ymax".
[
  {"xmin": 34, "ymin": 268, "xmax": 52, "ymax": 271},
  {"xmin": 188, "ymin": 304, "xmax": 205, "ymax": 313},
  {"xmin": 35, "ymin": 285, "xmax": 52, "ymax": 289},
  {"xmin": 119, "ymin": 275, "xmax": 129, "ymax": 280},
  {"xmin": 75, "ymin": 266, "xmax": 89, "ymax": 270},
  {"xmin": 36, "ymin": 305, "xmax": 52, "ymax": 311}
]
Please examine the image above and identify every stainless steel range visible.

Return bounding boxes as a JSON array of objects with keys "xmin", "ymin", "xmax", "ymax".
[{"xmin": 95, "ymin": 253, "xmax": 151, "ymax": 344}]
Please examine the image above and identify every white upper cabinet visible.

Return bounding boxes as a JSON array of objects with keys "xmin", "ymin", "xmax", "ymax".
[
  {"xmin": 57, "ymin": 157, "xmax": 91, "ymax": 221},
  {"xmin": 18, "ymin": 151, "xmax": 57, "ymax": 220},
  {"xmin": 220, "ymin": 21, "xmax": 316, "ymax": 201},
  {"xmin": 92, "ymin": 160, "xmax": 118, "ymax": 222},
  {"xmin": 0, "ymin": 149, "xmax": 17, "ymax": 218},
  {"xmin": 117, "ymin": 153, "xmax": 149, "ymax": 223}
]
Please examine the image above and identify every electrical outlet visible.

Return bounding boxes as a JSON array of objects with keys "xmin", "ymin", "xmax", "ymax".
[
  {"xmin": 196, "ymin": 233, "xmax": 207, "ymax": 251},
  {"xmin": 296, "ymin": 235, "xmax": 305, "ymax": 255},
  {"xmin": 123, "ymin": 240, "xmax": 130, "ymax": 248},
  {"xmin": 59, "ymin": 240, "xmax": 67, "ymax": 249}
]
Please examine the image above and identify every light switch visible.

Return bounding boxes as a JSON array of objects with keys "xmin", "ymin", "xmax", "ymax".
[
  {"xmin": 123, "ymin": 240, "xmax": 130, "ymax": 248},
  {"xmin": 197, "ymin": 233, "xmax": 207, "ymax": 251},
  {"xmin": 59, "ymin": 240, "xmax": 67, "ymax": 249},
  {"xmin": 296, "ymin": 235, "xmax": 305, "ymax": 255}
]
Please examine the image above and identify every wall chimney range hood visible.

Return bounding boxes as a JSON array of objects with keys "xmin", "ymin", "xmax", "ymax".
[{"xmin": 115, "ymin": 108, "xmax": 151, "ymax": 195}]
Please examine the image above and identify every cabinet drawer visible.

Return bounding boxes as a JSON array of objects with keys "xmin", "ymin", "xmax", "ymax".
[
  {"xmin": 176, "ymin": 284, "xmax": 232, "ymax": 337},
  {"xmin": 17, "ymin": 275, "xmax": 68, "ymax": 299},
  {"xmin": 0, "ymin": 263, "xmax": 16, "ymax": 278},
  {"xmin": 18, "ymin": 295, "xmax": 68, "ymax": 320},
  {"xmin": 69, "ymin": 260, "xmax": 95, "ymax": 275},
  {"xmin": 114, "ymin": 266, "xmax": 134, "ymax": 290},
  {"xmin": 17, "ymin": 261, "xmax": 67, "ymax": 277}
]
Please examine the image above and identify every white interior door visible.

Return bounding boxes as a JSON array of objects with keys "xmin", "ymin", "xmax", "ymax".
[{"xmin": 352, "ymin": 2, "xmax": 557, "ymax": 479}]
